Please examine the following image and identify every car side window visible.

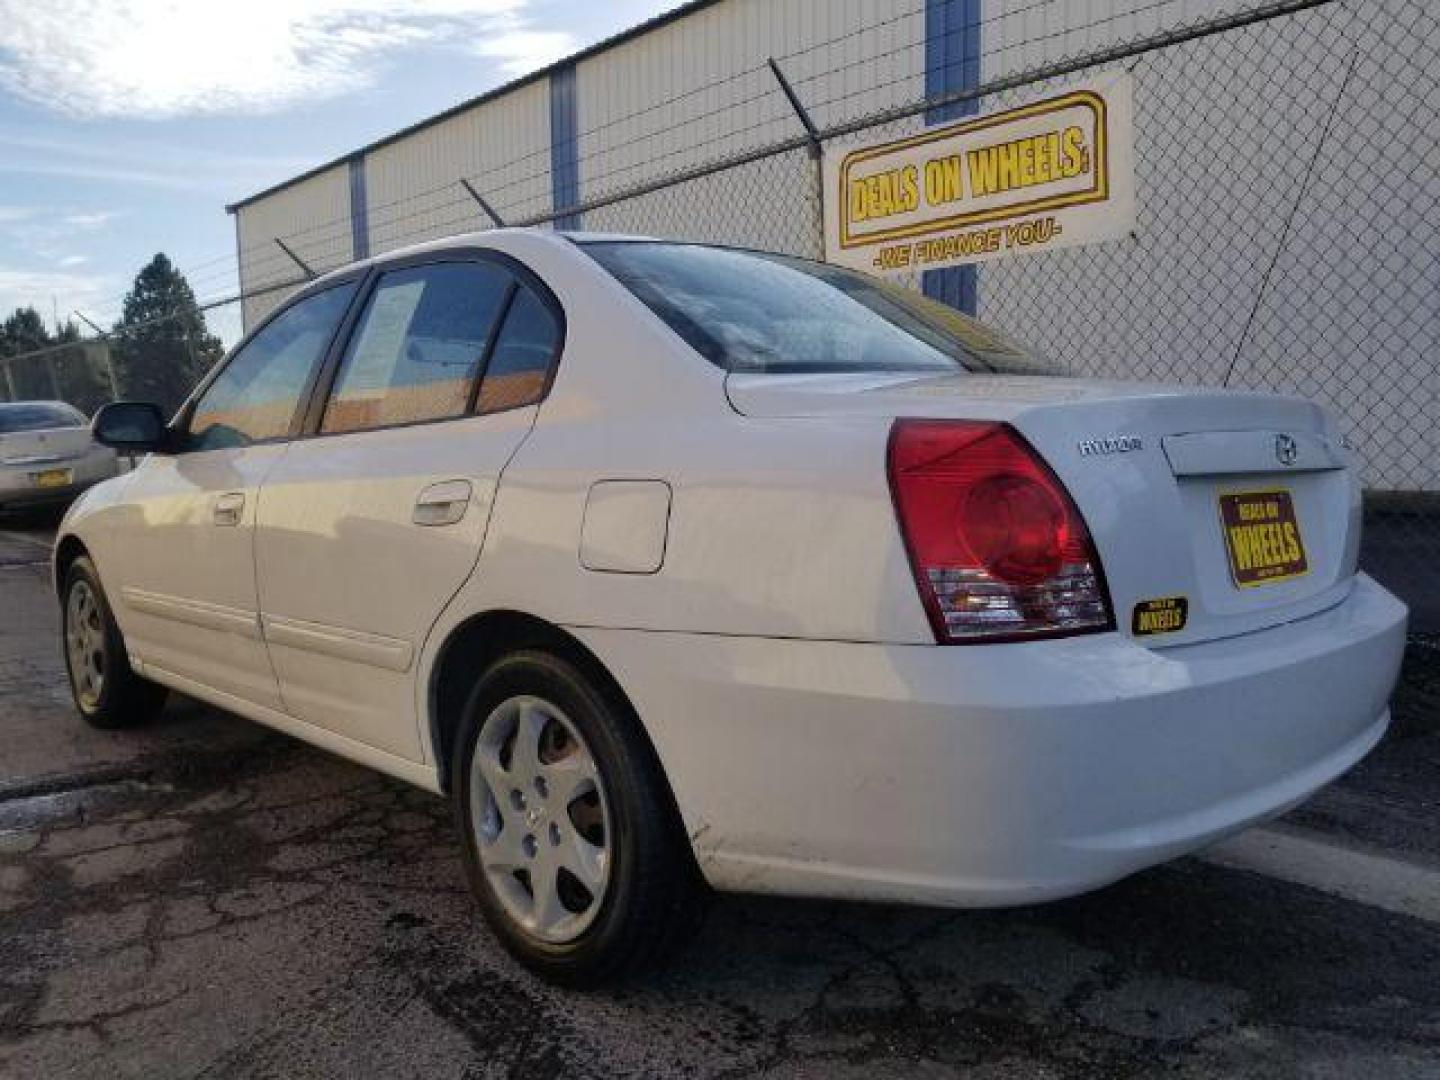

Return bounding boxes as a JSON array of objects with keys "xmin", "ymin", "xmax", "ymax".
[
  {"xmin": 321, "ymin": 262, "xmax": 512, "ymax": 435},
  {"xmin": 188, "ymin": 282, "xmax": 356, "ymax": 453},
  {"xmin": 475, "ymin": 286, "xmax": 561, "ymax": 415}
]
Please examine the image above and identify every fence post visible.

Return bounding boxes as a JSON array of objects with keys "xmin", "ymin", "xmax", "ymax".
[
  {"xmin": 767, "ymin": 57, "xmax": 826, "ymax": 259},
  {"xmin": 74, "ymin": 312, "xmax": 121, "ymax": 401},
  {"xmin": 274, "ymin": 238, "xmax": 316, "ymax": 279},
  {"xmin": 101, "ymin": 347, "xmax": 120, "ymax": 402},
  {"xmin": 459, "ymin": 178, "xmax": 506, "ymax": 228}
]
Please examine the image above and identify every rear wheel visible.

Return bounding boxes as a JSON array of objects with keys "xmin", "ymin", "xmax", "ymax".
[
  {"xmin": 453, "ymin": 650, "xmax": 703, "ymax": 985},
  {"xmin": 62, "ymin": 556, "xmax": 168, "ymax": 729}
]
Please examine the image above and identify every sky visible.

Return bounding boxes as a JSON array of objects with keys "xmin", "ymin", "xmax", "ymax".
[{"xmin": 0, "ymin": 0, "xmax": 675, "ymax": 346}]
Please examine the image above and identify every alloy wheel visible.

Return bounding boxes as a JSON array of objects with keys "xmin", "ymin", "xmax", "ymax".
[
  {"xmin": 65, "ymin": 580, "xmax": 106, "ymax": 709},
  {"xmin": 469, "ymin": 695, "xmax": 613, "ymax": 944}
]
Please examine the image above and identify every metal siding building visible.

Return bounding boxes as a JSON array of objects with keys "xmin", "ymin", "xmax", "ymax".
[
  {"xmin": 365, "ymin": 79, "xmax": 554, "ymax": 258},
  {"xmin": 967, "ymin": 0, "xmax": 1438, "ymax": 493},
  {"xmin": 228, "ymin": 0, "xmax": 1437, "ymax": 493},
  {"xmin": 229, "ymin": 0, "xmax": 931, "ymax": 319},
  {"xmin": 235, "ymin": 163, "xmax": 352, "ymax": 328}
]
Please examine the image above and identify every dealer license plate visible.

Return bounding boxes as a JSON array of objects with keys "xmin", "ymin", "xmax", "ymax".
[
  {"xmin": 33, "ymin": 468, "xmax": 72, "ymax": 489},
  {"xmin": 1218, "ymin": 489, "xmax": 1309, "ymax": 588}
]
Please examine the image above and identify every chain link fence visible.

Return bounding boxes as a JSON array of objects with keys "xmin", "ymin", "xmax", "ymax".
[
  {"xmin": 542, "ymin": 0, "xmax": 1439, "ymax": 629},
  {"xmin": 1, "ymin": 0, "xmax": 1433, "ymax": 626},
  {"xmin": 0, "ymin": 296, "xmax": 247, "ymax": 420}
]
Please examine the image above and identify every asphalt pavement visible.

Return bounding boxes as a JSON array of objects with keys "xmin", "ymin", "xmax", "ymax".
[{"xmin": 1, "ymin": 513, "xmax": 1437, "ymax": 1079}]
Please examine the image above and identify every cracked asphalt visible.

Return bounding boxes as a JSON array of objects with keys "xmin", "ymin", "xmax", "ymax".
[{"xmin": 2, "ymin": 514, "xmax": 1438, "ymax": 1078}]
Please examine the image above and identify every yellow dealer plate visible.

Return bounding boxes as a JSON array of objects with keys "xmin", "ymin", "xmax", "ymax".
[
  {"xmin": 34, "ymin": 468, "xmax": 72, "ymax": 489},
  {"xmin": 1219, "ymin": 489, "xmax": 1308, "ymax": 588},
  {"xmin": 1132, "ymin": 596, "xmax": 1188, "ymax": 637}
]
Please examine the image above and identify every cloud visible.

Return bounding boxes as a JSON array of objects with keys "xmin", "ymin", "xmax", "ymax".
[
  {"xmin": 0, "ymin": 203, "xmax": 121, "ymax": 276},
  {"xmin": 0, "ymin": 130, "xmax": 321, "ymax": 192},
  {"xmin": 61, "ymin": 212, "xmax": 119, "ymax": 230},
  {"xmin": 0, "ymin": 266, "xmax": 118, "ymax": 321},
  {"xmin": 474, "ymin": 30, "xmax": 576, "ymax": 75},
  {"xmin": 0, "ymin": 1, "xmax": 579, "ymax": 119}
]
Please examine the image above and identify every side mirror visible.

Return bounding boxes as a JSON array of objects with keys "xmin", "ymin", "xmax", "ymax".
[{"xmin": 92, "ymin": 401, "xmax": 170, "ymax": 453}]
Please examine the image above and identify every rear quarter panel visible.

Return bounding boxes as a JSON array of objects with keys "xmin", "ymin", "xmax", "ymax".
[
  {"xmin": 461, "ymin": 411, "xmax": 929, "ymax": 642},
  {"xmin": 419, "ymin": 233, "xmax": 932, "ymax": 652}
]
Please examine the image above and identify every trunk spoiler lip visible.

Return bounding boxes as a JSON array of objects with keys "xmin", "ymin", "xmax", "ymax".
[{"xmin": 1162, "ymin": 429, "xmax": 1347, "ymax": 477}]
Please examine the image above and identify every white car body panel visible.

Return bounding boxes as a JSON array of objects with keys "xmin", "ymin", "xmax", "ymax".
[
  {"xmin": 105, "ymin": 446, "xmax": 286, "ymax": 710},
  {"xmin": 571, "ymin": 573, "xmax": 1402, "ymax": 904},
  {"xmin": 148, "ymin": 660, "xmax": 443, "ymax": 793},
  {"xmin": 420, "ymin": 235, "xmax": 928, "ymax": 652},
  {"xmin": 579, "ymin": 480, "xmax": 672, "ymax": 574},
  {"xmin": 57, "ymin": 230, "xmax": 1408, "ymax": 908},
  {"xmin": 255, "ymin": 407, "xmax": 535, "ymax": 758},
  {"xmin": 728, "ymin": 372, "xmax": 1360, "ymax": 645}
]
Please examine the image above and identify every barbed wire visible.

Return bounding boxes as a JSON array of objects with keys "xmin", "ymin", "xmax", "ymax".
[
  {"xmin": 64, "ymin": 0, "xmax": 1292, "ymax": 325},
  {"xmin": 5, "ymin": 0, "xmax": 1433, "ymax": 630},
  {"xmin": 5, "ymin": 0, "xmax": 1343, "ymax": 346},
  {"xmin": 174, "ymin": 0, "xmax": 1291, "ymax": 299}
]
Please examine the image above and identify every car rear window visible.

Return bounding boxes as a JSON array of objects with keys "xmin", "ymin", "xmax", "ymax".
[
  {"xmin": 581, "ymin": 241, "xmax": 1052, "ymax": 376},
  {"xmin": 0, "ymin": 402, "xmax": 86, "ymax": 433}
]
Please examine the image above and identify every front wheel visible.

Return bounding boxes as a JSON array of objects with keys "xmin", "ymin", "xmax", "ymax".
[
  {"xmin": 453, "ymin": 650, "xmax": 703, "ymax": 985},
  {"xmin": 62, "ymin": 555, "xmax": 168, "ymax": 729}
]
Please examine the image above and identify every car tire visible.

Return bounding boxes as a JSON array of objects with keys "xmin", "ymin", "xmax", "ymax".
[
  {"xmin": 453, "ymin": 649, "xmax": 705, "ymax": 986},
  {"xmin": 62, "ymin": 555, "xmax": 168, "ymax": 729}
]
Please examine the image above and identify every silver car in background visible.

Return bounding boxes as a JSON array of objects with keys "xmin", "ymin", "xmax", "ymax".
[{"xmin": 0, "ymin": 401, "xmax": 118, "ymax": 513}]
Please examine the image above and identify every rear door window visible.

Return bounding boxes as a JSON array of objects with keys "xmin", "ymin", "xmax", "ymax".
[
  {"xmin": 321, "ymin": 262, "xmax": 512, "ymax": 435},
  {"xmin": 475, "ymin": 286, "xmax": 561, "ymax": 415}
]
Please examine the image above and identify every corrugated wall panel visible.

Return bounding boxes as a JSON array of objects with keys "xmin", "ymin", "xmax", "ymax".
[
  {"xmin": 972, "ymin": 0, "xmax": 1437, "ymax": 490},
  {"xmin": 363, "ymin": 79, "xmax": 552, "ymax": 255},
  {"xmin": 979, "ymin": 0, "xmax": 1234, "ymax": 81},
  {"xmin": 235, "ymin": 1, "xmax": 933, "ymax": 312},
  {"xmin": 578, "ymin": 0, "xmax": 927, "ymax": 250},
  {"xmin": 235, "ymin": 165, "xmax": 351, "ymax": 329}
]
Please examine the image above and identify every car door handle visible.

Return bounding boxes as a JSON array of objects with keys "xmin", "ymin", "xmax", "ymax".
[
  {"xmin": 413, "ymin": 480, "xmax": 472, "ymax": 527},
  {"xmin": 213, "ymin": 492, "xmax": 245, "ymax": 527}
]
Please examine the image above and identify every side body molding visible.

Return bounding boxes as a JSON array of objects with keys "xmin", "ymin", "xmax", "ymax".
[{"xmin": 261, "ymin": 614, "xmax": 415, "ymax": 673}]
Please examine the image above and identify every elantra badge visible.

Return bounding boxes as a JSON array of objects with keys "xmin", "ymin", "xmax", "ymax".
[{"xmin": 1077, "ymin": 435, "xmax": 1143, "ymax": 458}]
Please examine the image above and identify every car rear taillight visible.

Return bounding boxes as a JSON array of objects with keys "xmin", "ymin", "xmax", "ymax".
[{"xmin": 887, "ymin": 419, "xmax": 1112, "ymax": 643}]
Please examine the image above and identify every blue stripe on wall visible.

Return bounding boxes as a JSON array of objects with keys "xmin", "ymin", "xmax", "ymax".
[
  {"xmin": 550, "ymin": 63, "xmax": 581, "ymax": 231},
  {"xmin": 348, "ymin": 156, "xmax": 369, "ymax": 260},
  {"xmin": 923, "ymin": 0, "xmax": 981, "ymax": 314}
]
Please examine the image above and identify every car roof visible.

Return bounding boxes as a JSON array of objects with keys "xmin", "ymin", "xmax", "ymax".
[{"xmin": 305, "ymin": 228, "xmax": 660, "ymax": 289}]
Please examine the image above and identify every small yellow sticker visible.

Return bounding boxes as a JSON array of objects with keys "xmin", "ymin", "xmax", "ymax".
[{"xmin": 1132, "ymin": 596, "xmax": 1188, "ymax": 637}]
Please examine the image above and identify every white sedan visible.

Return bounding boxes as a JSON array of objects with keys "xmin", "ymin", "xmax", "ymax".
[
  {"xmin": 57, "ymin": 231, "xmax": 1407, "ymax": 984},
  {"xmin": 0, "ymin": 400, "xmax": 117, "ymax": 512}
]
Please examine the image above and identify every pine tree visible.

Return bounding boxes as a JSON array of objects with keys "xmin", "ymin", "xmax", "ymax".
[
  {"xmin": 0, "ymin": 307, "xmax": 56, "ymax": 400},
  {"xmin": 112, "ymin": 254, "xmax": 224, "ymax": 413},
  {"xmin": 0, "ymin": 306, "xmax": 51, "ymax": 356}
]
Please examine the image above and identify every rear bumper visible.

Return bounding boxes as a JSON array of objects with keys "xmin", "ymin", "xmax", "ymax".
[
  {"xmin": 574, "ymin": 573, "xmax": 1407, "ymax": 906},
  {"xmin": 0, "ymin": 480, "xmax": 95, "ymax": 510},
  {"xmin": 0, "ymin": 482, "xmax": 89, "ymax": 509},
  {"xmin": 0, "ymin": 455, "xmax": 115, "ymax": 510}
]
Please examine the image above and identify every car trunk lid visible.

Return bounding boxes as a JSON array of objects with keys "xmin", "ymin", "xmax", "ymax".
[
  {"xmin": 727, "ymin": 372, "xmax": 1358, "ymax": 645},
  {"xmin": 0, "ymin": 425, "xmax": 93, "ymax": 467}
]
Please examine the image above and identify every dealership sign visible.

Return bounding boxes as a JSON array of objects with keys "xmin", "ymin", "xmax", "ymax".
[{"xmin": 824, "ymin": 73, "xmax": 1135, "ymax": 275}]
